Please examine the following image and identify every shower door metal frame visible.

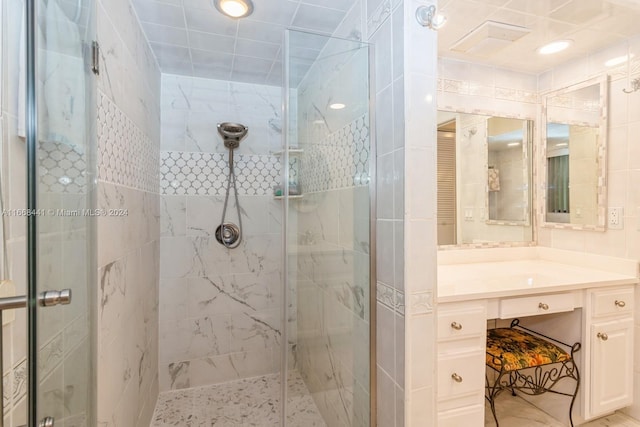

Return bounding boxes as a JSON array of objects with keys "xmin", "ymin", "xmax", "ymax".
[
  {"xmin": 281, "ymin": 30, "xmax": 377, "ymax": 427},
  {"xmin": 25, "ymin": 0, "xmax": 40, "ymax": 424},
  {"xmin": 367, "ymin": 41, "xmax": 377, "ymax": 427}
]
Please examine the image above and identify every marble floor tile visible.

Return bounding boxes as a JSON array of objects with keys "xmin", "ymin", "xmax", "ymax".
[
  {"xmin": 485, "ymin": 394, "xmax": 640, "ymax": 427},
  {"xmin": 151, "ymin": 371, "xmax": 326, "ymax": 427}
]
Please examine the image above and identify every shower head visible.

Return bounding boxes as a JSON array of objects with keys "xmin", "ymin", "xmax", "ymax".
[{"xmin": 218, "ymin": 122, "xmax": 248, "ymax": 149}]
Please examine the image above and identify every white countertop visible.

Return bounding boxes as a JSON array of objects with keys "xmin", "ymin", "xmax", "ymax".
[{"xmin": 437, "ymin": 248, "xmax": 639, "ymax": 303}]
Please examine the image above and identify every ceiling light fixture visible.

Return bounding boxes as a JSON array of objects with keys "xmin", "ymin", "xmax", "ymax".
[
  {"xmin": 537, "ymin": 40, "xmax": 573, "ymax": 55},
  {"xmin": 605, "ymin": 54, "xmax": 634, "ymax": 67},
  {"xmin": 415, "ymin": 5, "xmax": 447, "ymax": 30},
  {"xmin": 556, "ymin": 143, "xmax": 568, "ymax": 147},
  {"xmin": 214, "ymin": 0, "xmax": 254, "ymax": 19},
  {"xmin": 507, "ymin": 142, "xmax": 521, "ymax": 147},
  {"xmin": 329, "ymin": 103, "xmax": 346, "ymax": 110}
]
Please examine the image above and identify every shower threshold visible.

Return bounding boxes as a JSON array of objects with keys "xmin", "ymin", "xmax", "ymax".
[{"xmin": 151, "ymin": 370, "xmax": 326, "ymax": 426}]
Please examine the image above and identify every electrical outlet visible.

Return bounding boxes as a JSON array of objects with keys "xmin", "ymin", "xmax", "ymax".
[{"xmin": 608, "ymin": 207, "xmax": 624, "ymax": 230}]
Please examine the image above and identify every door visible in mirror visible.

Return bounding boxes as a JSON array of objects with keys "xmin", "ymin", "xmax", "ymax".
[{"xmin": 437, "ymin": 111, "xmax": 533, "ymax": 247}]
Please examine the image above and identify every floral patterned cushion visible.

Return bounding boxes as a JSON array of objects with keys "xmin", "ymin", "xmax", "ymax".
[{"xmin": 486, "ymin": 328, "xmax": 571, "ymax": 372}]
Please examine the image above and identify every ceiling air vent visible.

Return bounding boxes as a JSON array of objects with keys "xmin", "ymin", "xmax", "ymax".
[{"xmin": 450, "ymin": 21, "xmax": 531, "ymax": 57}]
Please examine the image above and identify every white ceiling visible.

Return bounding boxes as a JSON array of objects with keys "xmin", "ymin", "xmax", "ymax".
[
  {"xmin": 132, "ymin": 0, "xmax": 352, "ymax": 85},
  {"xmin": 438, "ymin": 0, "xmax": 640, "ymax": 74}
]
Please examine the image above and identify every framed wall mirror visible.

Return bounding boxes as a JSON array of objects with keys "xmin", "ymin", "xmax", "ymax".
[
  {"xmin": 541, "ymin": 75, "xmax": 608, "ymax": 231},
  {"xmin": 437, "ymin": 111, "xmax": 533, "ymax": 247}
]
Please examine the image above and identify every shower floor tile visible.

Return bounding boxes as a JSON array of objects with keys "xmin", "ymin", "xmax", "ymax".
[{"xmin": 151, "ymin": 371, "xmax": 326, "ymax": 427}]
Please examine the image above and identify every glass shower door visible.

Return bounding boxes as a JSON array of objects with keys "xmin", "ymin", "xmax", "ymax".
[
  {"xmin": 25, "ymin": 0, "xmax": 96, "ymax": 425},
  {"xmin": 284, "ymin": 30, "xmax": 374, "ymax": 427}
]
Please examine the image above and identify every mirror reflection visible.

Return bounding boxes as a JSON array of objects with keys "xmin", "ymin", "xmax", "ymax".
[
  {"xmin": 437, "ymin": 111, "xmax": 533, "ymax": 246},
  {"xmin": 543, "ymin": 77, "xmax": 607, "ymax": 229}
]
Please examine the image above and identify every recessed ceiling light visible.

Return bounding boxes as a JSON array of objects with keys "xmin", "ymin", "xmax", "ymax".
[
  {"xmin": 605, "ymin": 54, "xmax": 635, "ymax": 67},
  {"xmin": 507, "ymin": 142, "xmax": 521, "ymax": 147},
  {"xmin": 537, "ymin": 40, "xmax": 573, "ymax": 55},
  {"xmin": 214, "ymin": 0, "xmax": 254, "ymax": 18},
  {"xmin": 329, "ymin": 103, "xmax": 346, "ymax": 110}
]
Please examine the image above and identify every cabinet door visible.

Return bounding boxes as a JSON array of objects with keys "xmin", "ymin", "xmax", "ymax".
[{"xmin": 591, "ymin": 318, "xmax": 634, "ymax": 416}]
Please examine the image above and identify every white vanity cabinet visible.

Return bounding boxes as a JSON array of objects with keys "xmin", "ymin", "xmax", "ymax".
[
  {"xmin": 585, "ymin": 286, "xmax": 635, "ymax": 419},
  {"xmin": 436, "ymin": 301, "xmax": 487, "ymax": 427}
]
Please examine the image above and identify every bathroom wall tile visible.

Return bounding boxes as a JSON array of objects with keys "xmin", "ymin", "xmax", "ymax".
[
  {"xmin": 609, "ymin": 78, "xmax": 630, "ymax": 128},
  {"xmin": 376, "ymin": 220, "xmax": 395, "ymax": 286},
  {"xmin": 333, "ymin": 0, "xmax": 364, "ymax": 41},
  {"xmin": 377, "ymin": 302, "xmax": 396, "ymax": 377},
  {"xmin": 371, "ymin": 12, "xmax": 392, "ymax": 90},
  {"xmin": 628, "ymin": 122, "xmax": 640, "ymax": 171},
  {"xmin": 393, "ymin": 78, "xmax": 405, "ymax": 151},
  {"xmin": 392, "ymin": 5, "xmax": 404, "ymax": 81},
  {"xmin": 187, "ymin": 273, "xmax": 281, "ymax": 318},
  {"xmin": 376, "ymin": 367, "xmax": 396, "ymax": 427},
  {"xmin": 393, "ymin": 220, "xmax": 404, "ymax": 291},
  {"xmin": 608, "ymin": 125, "xmax": 629, "ymax": 172},
  {"xmin": 405, "ymin": 148, "xmax": 435, "ymax": 219},
  {"xmin": 377, "ymin": 153, "xmax": 395, "ymax": 220},
  {"xmin": 377, "ymin": 85, "xmax": 394, "ymax": 156},
  {"xmin": 160, "ymin": 195, "xmax": 186, "ymax": 237}
]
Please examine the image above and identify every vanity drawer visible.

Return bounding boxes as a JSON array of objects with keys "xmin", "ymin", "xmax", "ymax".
[
  {"xmin": 438, "ymin": 306, "xmax": 486, "ymax": 340},
  {"xmin": 437, "ymin": 350, "xmax": 485, "ymax": 400},
  {"xmin": 591, "ymin": 287, "xmax": 634, "ymax": 318},
  {"xmin": 499, "ymin": 292, "xmax": 576, "ymax": 319},
  {"xmin": 438, "ymin": 405, "xmax": 484, "ymax": 427}
]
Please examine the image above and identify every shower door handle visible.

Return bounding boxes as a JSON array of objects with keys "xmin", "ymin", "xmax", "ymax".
[
  {"xmin": 39, "ymin": 289, "xmax": 72, "ymax": 307},
  {"xmin": 18, "ymin": 417, "xmax": 55, "ymax": 427},
  {"xmin": 39, "ymin": 417, "xmax": 55, "ymax": 427}
]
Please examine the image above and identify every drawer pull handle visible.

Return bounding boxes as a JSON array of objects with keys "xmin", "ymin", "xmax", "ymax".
[
  {"xmin": 450, "ymin": 322, "xmax": 463, "ymax": 330},
  {"xmin": 615, "ymin": 300, "xmax": 626, "ymax": 308},
  {"xmin": 451, "ymin": 373, "xmax": 463, "ymax": 383},
  {"xmin": 538, "ymin": 303, "xmax": 549, "ymax": 310},
  {"xmin": 597, "ymin": 332, "xmax": 608, "ymax": 341}
]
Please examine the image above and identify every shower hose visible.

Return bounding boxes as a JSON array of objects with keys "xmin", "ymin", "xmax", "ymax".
[{"xmin": 218, "ymin": 148, "xmax": 243, "ymax": 248}]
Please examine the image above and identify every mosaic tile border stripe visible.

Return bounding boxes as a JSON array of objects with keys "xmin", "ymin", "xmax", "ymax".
[
  {"xmin": 438, "ymin": 78, "xmax": 539, "ymax": 104},
  {"xmin": 160, "ymin": 151, "xmax": 282, "ymax": 196},
  {"xmin": 39, "ymin": 141, "xmax": 88, "ymax": 194},
  {"xmin": 98, "ymin": 92, "xmax": 160, "ymax": 194},
  {"xmin": 300, "ymin": 114, "xmax": 370, "ymax": 193}
]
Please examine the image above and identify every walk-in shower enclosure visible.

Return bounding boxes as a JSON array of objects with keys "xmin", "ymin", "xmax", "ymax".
[{"xmin": 284, "ymin": 30, "xmax": 375, "ymax": 426}]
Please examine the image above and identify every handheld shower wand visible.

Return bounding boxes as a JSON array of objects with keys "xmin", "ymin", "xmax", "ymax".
[{"xmin": 215, "ymin": 122, "xmax": 248, "ymax": 248}]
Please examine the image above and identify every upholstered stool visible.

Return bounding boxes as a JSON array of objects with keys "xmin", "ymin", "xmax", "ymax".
[{"xmin": 485, "ymin": 319, "xmax": 581, "ymax": 427}]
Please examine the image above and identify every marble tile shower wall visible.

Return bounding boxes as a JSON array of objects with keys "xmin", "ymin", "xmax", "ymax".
[
  {"xmin": 294, "ymin": 127, "xmax": 371, "ymax": 427},
  {"xmin": 96, "ymin": 0, "xmax": 161, "ymax": 426},
  {"xmin": 159, "ymin": 75, "xmax": 285, "ymax": 391}
]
